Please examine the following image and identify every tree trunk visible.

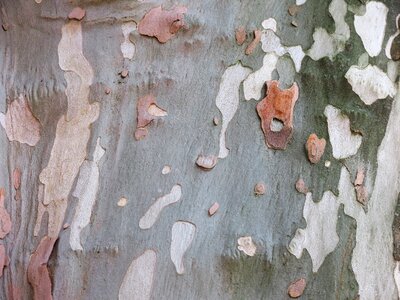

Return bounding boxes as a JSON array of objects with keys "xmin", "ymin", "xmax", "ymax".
[{"xmin": 0, "ymin": 0, "xmax": 399, "ymax": 299}]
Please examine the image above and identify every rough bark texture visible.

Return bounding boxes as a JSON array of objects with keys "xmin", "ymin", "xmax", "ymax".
[{"xmin": 0, "ymin": 0, "xmax": 399, "ymax": 299}]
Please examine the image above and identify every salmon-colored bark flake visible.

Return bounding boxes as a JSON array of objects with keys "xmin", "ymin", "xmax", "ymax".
[
  {"xmin": 138, "ymin": 6, "xmax": 187, "ymax": 43},
  {"xmin": 0, "ymin": 244, "xmax": 8, "ymax": 277},
  {"xmin": 235, "ymin": 27, "xmax": 246, "ymax": 45},
  {"xmin": 354, "ymin": 168, "xmax": 368, "ymax": 206},
  {"xmin": 254, "ymin": 182, "xmax": 266, "ymax": 195},
  {"xmin": 13, "ymin": 168, "xmax": 21, "ymax": 190},
  {"xmin": 135, "ymin": 95, "xmax": 167, "ymax": 140},
  {"xmin": 68, "ymin": 7, "xmax": 85, "ymax": 21},
  {"xmin": 245, "ymin": 30, "xmax": 261, "ymax": 55},
  {"xmin": 195, "ymin": 155, "xmax": 218, "ymax": 170},
  {"xmin": 306, "ymin": 133, "xmax": 326, "ymax": 164},
  {"xmin": 208, "ymin": 202, "xmax": 219, "ymax": 216},
  {"xmin": 288, "ymin": 278, "xmax": 306, "ymax": 298},
  {"xmin": 256, "ymin": 80, "xmax": 299, "ymax": 150},
  {"xmin": 0, "ymin": 189, "xmax": 11, "ymax": 239},
  {"xmin": 0, "ymin": 94, "xmax": 41, "ymax": 146},
  {"xmin": 295, "ymin": 178, "xmax": 308, "ymax": 194},
  {"xmin": 27, "ymin": 236, "xmax": 57, "ymax": 300}
]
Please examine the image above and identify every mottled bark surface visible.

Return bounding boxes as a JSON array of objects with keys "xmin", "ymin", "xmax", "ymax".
[{"xmin": 0, "ymin": 0, "xmax": 399, "ymax": 299}]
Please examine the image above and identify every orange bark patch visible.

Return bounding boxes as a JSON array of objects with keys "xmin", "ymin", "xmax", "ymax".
[
  {"xmin": 0, "ymin": 189, "xmax": 11, "ymax": 239},
  {"xmin": 256, "ymin": 80, "xmax": 299, "ymax": 150},
  {"xmin": 135, "ymin": 95, "xmax": 167, "ymax": 140},
  {"xmin": 27, "ymin": 236, "xmax": 57, "ymax": 300},
  {"xmin": 235, "ymin": 26, "xmax": 246, "ymax": 45},
  {"xmin": 245, "ymin": 29, "xmax": 261, "ymax": 55},
  {"xmin": 306, "ymin": 133, "xmax": 326, "ymax": 164},
  {"xmin": 288, "ymin": 278, "xmax": 306, "ymax": 298},
  {"xmin": 13, "ymin": 168, "xmax": 21, "ymax": 190},
  {"xmin": 138, "ymin": 6, "xmax": 187, "ymax": 43}
]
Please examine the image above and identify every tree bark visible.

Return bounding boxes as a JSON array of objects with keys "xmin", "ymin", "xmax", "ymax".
[{"xmin": 0, "ymin": 0, "xmax": 399, "ymax": 299}]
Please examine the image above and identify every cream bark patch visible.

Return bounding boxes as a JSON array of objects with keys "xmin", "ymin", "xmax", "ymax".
[
  {"xmin": 324, "ymin": 105, "xmax": 362, "ymax": 160},
  {"xmin": 354, "ymin": 1, "xmax": 388, "ymax": 57},
  {"xmin": 70, "ymin": 138, "xmax": 105, "ymax": 251},
  {"xmin": 216, "ymin": 62, "xmax": 251, "ymax": 158},
  {"xmin": 34, "ymin": 20, "xmax": 99, "ymax": 239},
  {"xmin": 139, "ymin": 185, "xmax": 182, "ymax": 229},
  {"xmin": 119, "ymin": 250, "xmax": 157, "ymax": 300},
  {"xmin": 288, "ymin": 191, "xmax": 340, "ymax": 272},
  {"xmin": 170, "ymin": 221, "xmax": 196, "ymax": 274},
  {"xmin": 121, "ymin": 22, "xmax": 136, "ymax": 60},
  {"xmin": 345, "ymin": 65, "xmax": 396, "ymax": 105},
  {"xmin": 308, "ymin": 0, "xmax": 349, "ymax": 60}
]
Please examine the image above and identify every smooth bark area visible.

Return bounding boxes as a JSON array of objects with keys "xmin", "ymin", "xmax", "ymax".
[{"xmin": 0, "ymin": 0, "xmax": 399, "ymax": 299}]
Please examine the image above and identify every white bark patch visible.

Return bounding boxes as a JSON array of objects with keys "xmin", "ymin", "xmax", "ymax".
[
  {"xmin": 119, "ymin": 249, "xmax": 156, "ymax": 300},
  {"xmin": 340, "ymin": 81, "xmax": 400, "ymax": 299},
  {"xmin": 35, "ymin": 21, "xmax": 99, "ymax": 238},
  {"xmin": 385, "ymin": 15, "xmax": 400, "ymax": 60},
  {"xmin": 395, "ymin": 262, "xmax": 400, "ymax": 299},
  {"xmin": 345, "ymin": 65, "xmax": 396, "ymax": 105},
  {"xmin": 216, "ymin": 62, "xmax": 251, "ymax": 158},
  {"xmin": 237, "ymin": 236, "xmax": 257, "ymax": 256},
  {"xmin": 0, "ymin": 94, "xmax": 41, "ymax": 146},
  {"xmin": 288, "ymin": 192, "xmax": 340, "ymax": 272},
  {"xmin": 261, "ymin": 18, "xmax": 277, "ymax": 32},
  {"xmin": 296, "ymin": 0, "xmax": 307, "ymax": 5},
  {"xmin": 260, "ymin": 31, "xmax": 305, "ymax": 72},
  {"xmin": 324, "ymin": 105, "xmax": 362, "ymax": 160},
  {"xmin": 170, "ymin": 221, "xmax": 196, "ymax": 274},
  {"xmin": 161, "ymin": 165, "xmax": 171, "ymax": 175},
  {"xmin": 308, "ymin": 0, "xmax": 350, "ymax": 60},
  {"xmin": 354, "ymin": 1, "xmax": 388, "ymax": 57},
  {"xmin": 120, "ymin": 22, "xmax": 136, "ymax": 60},
  {"xmin": 243, "ymin": 53, "xmax": 278, "ymax": 101},
  {"xmin": 69, "ymin": 138, "xmax": 105, "ymax": 251},
  {"xmin": 139, "ymin": 185, "xmax": 182, "ymax": 229}
]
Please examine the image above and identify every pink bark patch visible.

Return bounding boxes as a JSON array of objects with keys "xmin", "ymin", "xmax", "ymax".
[
  {"xmin": 288, "ymin": 278, "xmax": 306, "ymax": 298},
  {"xmin": 68, "ymin": 7, "xmax": 85, "ymax": 21},
  {"xmin": 27, "ymin": 236, "xmax": 57, "ymax": 300},
  {"xmin": 138, "ymin": 6, "xmax": 187, "ymax": 43},
  {"xmin": 245, "ymin": 30, "xmax": 261, "ymax": 55},
  {"xmin": 256, "ymin": 81, "xmax": 299, "ymax": 150},
  {"xmin": 13, "ymin": 168, "xmax": 21, "ymax": 190},
  {"xmin": 208, "ymin": 202, "xmax": 219, "ymax": 216},
  {"xmin": 235, "ymin": 27, "xmax": 246, "ymax": 45},
  {"xmin": 135, "ymin": 95, "xmax": 167, "ymax": 140},
  {"xmin": 0, "ymin": 244, "xmax": 8, "ymax": 277},
  {"xmin": 0, "ymin": 189, "xmax": 11, "ymax": 239},
  {"xmin": 295, "ymin": 178, "xmax": 308, "ymax": 194},
  {"xmin": 1, "ymin": 94, "xmax": 41, "ymax": 146},
  {"xmin": 306, "ymin": 133, "xmax": 326, "ymax": 164}
]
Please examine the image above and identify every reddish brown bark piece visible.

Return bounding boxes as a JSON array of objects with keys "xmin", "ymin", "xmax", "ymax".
[
  {"xmin": 0, "ymin": 244, "xmax": 8, "ymax": 277},
  {"xmin": 135, "ymin": 95, "xmax": 166, "ymax": 140},
  {"xmin": 208, "ymin": 202, "xmax": 219, "ymax": 216},
  {"xmin": 13, "ymin": 168, "xmax": 21, "ymax": 190},
  {"xmin": 0, "ymin": 189, "xmax": 11, "ymax": 239},
  {"xmin": 306, "ymin": 134, "xmax": 326, "ymax": 164},
  {"xmin": 196, "ymin": 155, "xmax": 218, "ymax": 170},
  {"xmin": 256, "ymin": 80, "xmax": 299, "ymax": 150},
  {"xmin": 138, "ymin": 6, "xmax": 187, "ymax": 43},
  {"xmin": 295, "ymin": 178, "xmax": 308, "ymax": 194},
  {"xmin": 354, "ymin": 168, "xmax": 368, "ymax": 206},
  {"xmin": 245, "ymin": 29, "xmax": 261, "ymax": 55},
  {"xmin": 68, "ymin": 7, "xmax": 85, "ymax": 21},
  {"xmin": 288, "ymin": 278, "xmax": 306, "ymax": 298},
  {"xmin": 254, "ymin": 182, "xmax": 266, "ymax": 195},
  {"xmin": 27, "ymin": 236, "xmax": 57, "ymax": 300},
  {"xmin": 235, "ymin": 27, "xmax": 246, "ymax": 45}
]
